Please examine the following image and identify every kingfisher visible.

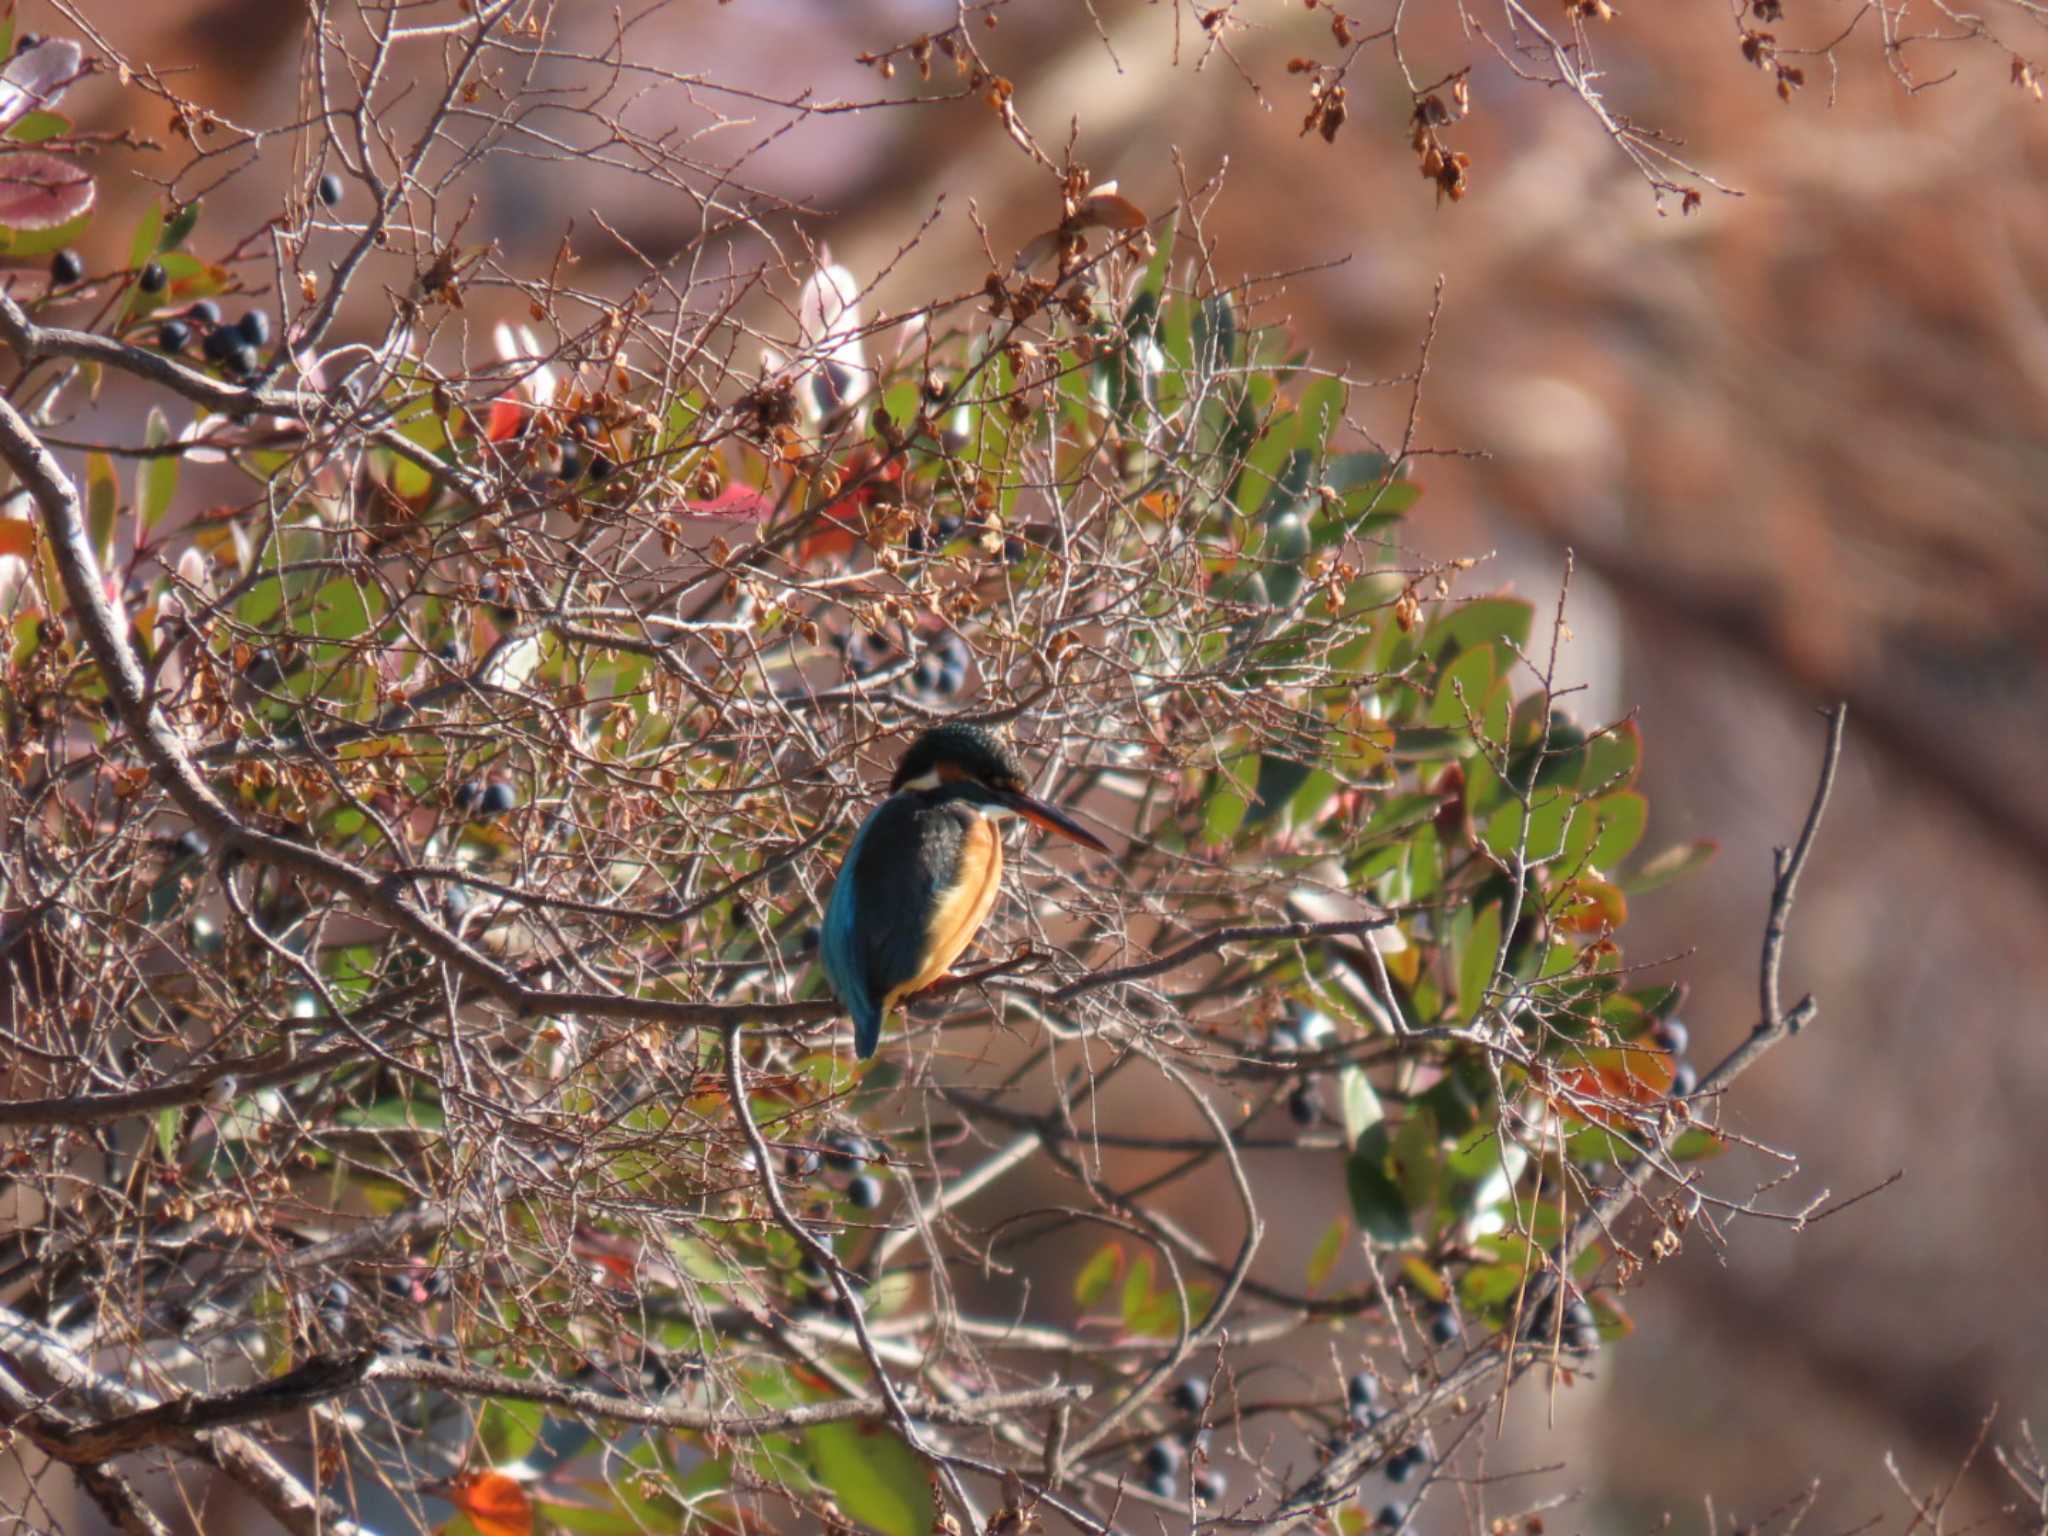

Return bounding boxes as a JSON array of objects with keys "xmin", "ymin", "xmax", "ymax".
[{"xmin": 822, "ymin": 723, "xmax": 1108, "ymax": 1059}]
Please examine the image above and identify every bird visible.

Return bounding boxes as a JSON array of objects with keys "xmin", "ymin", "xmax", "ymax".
[{"xmin": 822, "ymin": 723, "xmax": 1108, "ymax": 1059}]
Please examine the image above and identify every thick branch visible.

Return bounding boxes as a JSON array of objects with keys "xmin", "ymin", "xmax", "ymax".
[
  {"xmin": 0, "ymin": 1306, "xmax": 370, "ymax": 1536},
  {"xmin": 371, "ymin": 1356, "xmax": 1088, "ymax": 1433}
]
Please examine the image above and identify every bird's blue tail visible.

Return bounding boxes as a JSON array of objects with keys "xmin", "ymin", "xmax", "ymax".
[
  {"xmin": 849, "ymin": 997, "xmax": 885, "ymax": 1060},
  {"xmin": 821, "ymin": 855, "xmax": 885, "ymax": 1058}
]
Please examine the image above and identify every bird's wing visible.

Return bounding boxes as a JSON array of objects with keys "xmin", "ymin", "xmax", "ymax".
[{"xmin": 853, "ymin": 797, "xmax": 966, "ymax": 1004}]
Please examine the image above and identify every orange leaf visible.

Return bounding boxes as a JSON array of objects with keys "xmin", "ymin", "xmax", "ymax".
[
  {"xmin": 483, "ymin": 394, "xmax": 527, "ymax": 443},
  {"xmin": 445, "ymin": 1470, "xmax": 532, "ymax": 1536},
  {"xmin": 0, "ymin": 519, "xmax": 33, "ymax": 559},
  {"xmin": 1552, "ymin": 876, "xmax": 1627, "ymax": 934},
  {"xmin": 1555, "ymin": 1044, "xmax": 1675, "ymax": 1128}
]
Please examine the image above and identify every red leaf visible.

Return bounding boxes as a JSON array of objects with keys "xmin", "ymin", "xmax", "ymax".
[
  {"xmin": 0, "ymin": 152, "xmax": 92, "ymax": 231},
  {"xmin": 677, "ymin": 484, "xmax": 776, "ymax": 519},
  {"xmin": 482, "ymin": 393, "xmax": 526, "ymax": 443},
  {"xmin": 444, "ymin": 1470, "xmax": 531, "ymax": 1536},
  {"xmin": 0, "ymin": 40, "xmax": 84, "ymax": 133}
]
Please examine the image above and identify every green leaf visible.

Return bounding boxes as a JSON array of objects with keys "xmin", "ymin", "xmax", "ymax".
[
  {"xmin": 1233, "ymin": 404, "xmax": 1296, "ymax": 517},
  {"xmin": 1582, "ymin": 791, "xmax": 1648, "ymax": 869},
  {"xmin": 1191, "ymin": 289, "xmax": 1237, "ymax": 376},
  {"xmin": 123, "ymin": 201, "xmax": 167, "ymax": 317},
  {"xmin": 804, "ymin": 1421, "xmax": 935, "ymax": 1536},
  {"xmin": 1424, "ymin": 597, "xmax": 1534, "ymax": 661},
  {"xmin": 1247, "ymin": 752, "xmax": 1313, "ymax": 826},
  {"xmin": 1074, "ymin": 1241, "xmax": 1121, "ymax": 1307},
  {"xmin": 1120, "ymin": 1251, "xmax": 1156, "ymax": 1332},
  {"xmin": 1576, "ymin": 720, "xmax": 1642, "ymax": 793},
  {"xmin": 160, "ymin": 200, "xmax": 201, "ymax": 252},
  {"xmin": 153, "ymin": 1106, "xmax": 179, "ymax": 1163},
  {"xmin": 1339, "ymin": 1064, "xmax": 1384, "ymax": 1147},
  {"xmin": 1345, "ymin": 1124, "xmax": 1411, "ymax": 1245},
  {"xmin": 1128, "ymin": 1282, "xmax": 1215, "ymax": 1338},
  {"xmin": 1306, "ymin": 1217, "xmax": 1347, "ymax": 1292},
  {"xmin": 1670, "ymin": 1128, "xmax": 1725, "ymax": 1162},
  {"xmin": 1457, "ymin": 903, "xmax": 1501, "ymax": 1024},
  {"xmin": 84, "ymin": 451, "xmax": 116, "ymax": 563},
  {"xmin": 478, "ymin": 1396, "xmax": 545, "ymax": 1463},
  {"xmin": 0, "ymin": 206, "xmax": 92, "ymax": 259},
  {"xmin": 1293, "ymin": 375, "xmax": 1347, "ymax": 460},
  {"xmin": 8, "ymin": 111, "xmax": 68, "ymax": 145},
  {"xmin": 1427, "ymin": 643, "xmax": 1498, "ymax": 731},
  {"xmin": 1400, "ymin": 1255, "xmax": 1448, "ymax": 1303},
  {"xmin": 309, "ymin": 577, "xmax": 380, "ymax": 643},
  {"xmin": 1259, "ymin": 501, "xmax": 1312, "ymax": 607},
  {"xmin": 1459, "ymin": 1261, "xmax": 1529, "ymax": 1311},
  {"xmin": 1391, "ymin": 1107, "xmax": 1441, "ymax": 1226},
  {"xmin": 1483, "ymin": 788, "xmax": 1576, "ymax": 864},
  {"xmin": 1624, "ymin": 838, "xmax": 1718, "ymax": 894},
  {"xmin": 137, "ymin": 407, "xmax": 177, "ymax": 534},
  {"xmin": 1201, "ymin": 759, "xmax": 1253, "ymax": 844}
]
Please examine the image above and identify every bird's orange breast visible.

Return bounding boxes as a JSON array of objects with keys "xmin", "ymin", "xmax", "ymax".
[{"xmin": 884, "ymin": 811, "xmax": 1003, "ymax": 1009}]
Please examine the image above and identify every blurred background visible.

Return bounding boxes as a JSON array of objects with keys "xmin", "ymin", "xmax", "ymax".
[{"xmin": 52, "ymin": 0, "xmax": 2048, "ymax": 1528}]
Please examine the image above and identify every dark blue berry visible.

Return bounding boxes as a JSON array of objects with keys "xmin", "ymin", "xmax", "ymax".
[
  {"xmin": 557, "ymin": 448, "xmax": 583, "ymax": 481},
  {"xmin": 173, "ymin": 829, "xmax": 208, "ymax": 861},
  {"xmin": 1655, "ymin": 1017, "xmax": 1689, "ymax": 1056},
  {"xmin": 1565, "ymin": 1299, "xmax": 1600, "ymax": 1354},
  {"xmin": 479, "ymin": 576, "xmax": 516, "ymax": 623},
  {"xmin": 846, "ymin": 1174, "xmax": 883, "ymax": 1210},
  {"xmin": 1347, "ymin": 1370, "xmax": 1379, "ymax": 1410},
  {"xmin": 1002, "ymin": 534, "xmax": 1025, "ymax": 563},
  {"xmin": 50, "ymin": 250, "xmax": 81, "ymax": 286},
  {"xmin": 1288, "ymin": 1085, "xmax": 1319, "ymax": 1128},
  {"xmin": 316, "ymin": 172, "xmax": 343, "ymax": 207},
  {"xmin": 189, "ymin": 299, "xmax": 222, "ymax": 327},
  {"xmin": 823, "ymin": 1133, "xmax": 870, "ymax": 1174},
  {"xmin": 1143, "ymin": 1440, "xmax": 1181, "ymax": 1478},
  {"xmin": 236, "ymin": 310, "xmax": 272, "ymax": 347},
  {"xmin": 202, "ymin": 326, "xmax": 237, "ymax": 363},
  {"xmin": 139, "ymin": 261, "xmax": 166, "ymax": 295},
  {"xmin": 225, "ymin": 342, "xmax": 259, "ymax": 377},
  {"xmin": 1376, "ymin": 1502, "xmax": 1408, "ymax": 1530},
  {"xmin": 454, "ymin": 780, "xmax": 481, "ymax": 813},
  {"xmin": 785, "ymin": 1147, "xmax": 822, "ymax": 1180},
  {"xmin": 1386, "ymin": 1446, "xmax": 1421, "ymax": 1483},
  {"xmin": 1193, "ymin": 1469, "xmax": 1225, "ymax": 1505},
  {"xmin": 1429, "ymin": 1306, "xmax": 1458, "ymax": 1347},
  {"xmin": 587, "ymin": 453, "xmax": 615, "ymax": 482},
  {"xmin": 478, "ymin": 781, "xmax": 516, "ymax": 817},
  {"xmin": 1670, "ymin": 1062, "xmax": 1698, "ymax": 1096},
  {"xmin": 573, "ymin": 413, "xmax": 603, "ymax": 440},
  {"xmin": 1266, "ymin": 1025, "xmax": 1303, "ymax": 1058},
  {"xmin": 157, "ymin": 319, "xmax": 191, "ymax": 353},
  {"xmin": 934, "ymin": 513, "xmax": 963, "ymax": 540},
  {"xmin": 1170, "ymin": 1377, "xmax": 1209, "ymax": 1415},
  {"xmin": 905, "ymin": 526, "xmax": 927, "ymax": 553},
  {"xmin": 1143, "ymin": 1469, "xmax": 1177, "ymax": 1500}
]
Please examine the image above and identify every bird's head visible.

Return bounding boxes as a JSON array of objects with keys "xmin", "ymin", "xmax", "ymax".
[{"xmin": 889, "ymin": 723, "xmax": 1109, "ymax": 852}]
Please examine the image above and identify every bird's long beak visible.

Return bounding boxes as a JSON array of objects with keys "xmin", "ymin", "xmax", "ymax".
[{"xmin": 995, "ymin": 788, "xmax": 1110, "ymax": 852}]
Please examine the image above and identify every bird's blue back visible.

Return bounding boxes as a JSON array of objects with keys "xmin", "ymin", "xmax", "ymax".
[{"xmin": 822, "ymin": 804, "xmax": 886, "ymax": 1056}]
